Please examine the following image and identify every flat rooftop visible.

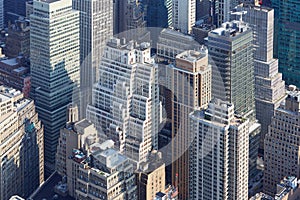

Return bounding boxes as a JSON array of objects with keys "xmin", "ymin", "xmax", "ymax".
[
  {"xmin": 176, "ymin": 50, "xmax": 207, "ymax": 63},
  {"xmin": 0, "ymin": 93, "xmax": 10, "ymax": 102},
  {"xmin": 1, "ymin": 58, "xmax": 18, "ymax": 66},
  {"xmin": 210, "ymin": 20, "xmax": 250, "ymax": 38}
]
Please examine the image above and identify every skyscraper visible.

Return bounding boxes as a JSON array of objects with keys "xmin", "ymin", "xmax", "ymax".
[
  {"xmin": 172, "ymin": 0, "xmax": 196, "ymax": 33},
  {"xmin": 208, "ymin": 20, "xmax": 261, "ymax": 177},
  {"xmin": 86, "ymin": 38, "xmax": 160, "ymax": 165},
  {"xmin": 189, "ymin": 99, "xmax": 249, "ymax": 200},
  {"xmin": 30, "ymin": 0, "xmax": 80, "ymax": 176},
  {"xmin": 143, "ymin": 0, "xmax": 168, "ymax": 28},
  {"xmin": 165, "ymin": 0, "xmax": 172, "ymax": 27},
  {"xmin": 264, "ymin": 87, "xmax": 300, "ymax": 196},
  {"xmin": 234, "ymin": 4, "xmax": 285, "ymax": 151},
  {"xmin": 0, "ymin": 86, "xmax": 44, "ymax": 200},
  {"xmin": 209, "ymin": 21, "xmax": 255, "ymax": 118},
  {"xmin": 271, "ymin": 0, "xmax": 300, "ymax": 87},
  {"xmin": 168, "ymin": 50, "xmax": 211, "ymax": 199},
  {"xmin": 72, "ymin": 0, "xmax": 113, "ymax": 118}
]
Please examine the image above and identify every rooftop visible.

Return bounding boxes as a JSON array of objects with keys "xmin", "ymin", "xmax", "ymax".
[
  {"xmin": 1, "ymin": 58, "xmax": 19, "ymax": 66},
  {"xmin": 160, "ymin": 28, "xmax": 195, "ymax": 41},
  {"xmin": 210, "ymin": 20, "xmax": 250, "ymax": 37},
  {"xmin": 176, "ymin": 50, "xmax": 207, "ymax": 63},
  {"xmin": 94, "ymin": 148, "xmax": 127, "ymax": 168}
]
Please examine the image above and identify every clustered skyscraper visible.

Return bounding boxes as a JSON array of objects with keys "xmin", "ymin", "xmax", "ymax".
[
  {"xmin": 30, "ymin": 0, "xmax": 80, "ymax": 176},
  {"xmin": 0, "ymin": 0, "xmax": 299, "ymax": 199}
]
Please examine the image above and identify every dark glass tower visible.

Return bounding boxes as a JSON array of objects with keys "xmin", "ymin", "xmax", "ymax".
[{"xmin": 272, "ymin": 0, "xmax": 300, "ymax": 87}]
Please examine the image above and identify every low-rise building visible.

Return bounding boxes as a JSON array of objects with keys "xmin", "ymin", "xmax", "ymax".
[
  {"xmin": 136, "ymin": 151, "xmax": 166, "ymax": 200},
  {"xmin": 56, "ymin": 105, "xmax": 138, "ymax": 200},
  {"xmin": 0, "ymin": 56, "xmax": 30, "ymax": 97}
]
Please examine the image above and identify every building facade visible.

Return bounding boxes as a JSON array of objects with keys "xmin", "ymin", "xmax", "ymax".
[
  {"xmin": 233, "ymin": 4, "xmax": 286, "ymax": 151},
  {"xmin": 5, "ymin": 19, "xmax": 30, "ymax": 58},
  {"xmin": 86, "ymin": 38, "xmax": 160, "ymax": 165},
  {"xmin": 189, "ymin": 99, "xmax": 249, "ymax": 200},
  {"xmin": 136, "ymin": 151, "xmax": 166, "ymax": 200},
  {"xmin": 72, "ymin": 0, "xmax": 113, "ymax": 118},
  {"xmin": 56, "ymin": 105, "xmax": 137, "ymax": 199},
  {"xmin": 0, "ymin": 86, "xmax": 44, "ymax": 200},
  {"xmin": 271, "ymin": 0, "xmax": 300, "ymax": 87},
  {"xmin": 172, "ymin": 0, "xmax": 196, "ymax": 34},
  {"xmin": 156, "ymin": 28, "xmax": 201, "ymax": 62},
  {"xmin": 30, "ymin": 0, "xmax": 80, "ymax": 176},
  {"xmin": 208, "ymin": 20, "xmax": 261, "ymax": 177},
  {"xmin": 264, "ymin": 88, "xmax": 300, "ymax": 196},
  {"xmin": 143, "ymin": 0, "xmax": 168, "ymax": 28},
  {"xmin": 0, "ymin": 56, "xmax": 30, "ymax": 97},
  {"xmin": 167, "ymin": 50, "xmax": 211, "ymax": 199}
]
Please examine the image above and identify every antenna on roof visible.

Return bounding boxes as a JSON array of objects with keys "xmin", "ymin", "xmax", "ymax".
[{"xmin": 230, "ymin": 11, "xmax": 247, "ymax": 22}]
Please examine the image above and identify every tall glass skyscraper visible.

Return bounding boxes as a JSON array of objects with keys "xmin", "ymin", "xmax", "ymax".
[
  {"xmin": 208, "ymin": 20, "xmax": 261, "ymax": 177},
  {"xmin": 272, "ymin": 0, "xmax": 300, "ymax": 87},
  {"xmin": 30, "ymin": 0, "xmax": 80, "ymax": 177}
]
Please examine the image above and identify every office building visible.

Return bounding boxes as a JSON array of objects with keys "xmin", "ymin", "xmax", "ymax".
[
  {"xmin": 72, "ymin": 0, "xmax": 113, "ymax": 118},
  {"xmin": 213, "ymin": 0, "xmax": 245, "ymax": 27},
  {"xmin": 156, "ymin": 28, "xmax": 201, "ymax": 62},
  {"xmin": 87, "ymin": 38, "xmax": 160, "ymax": 165},
  {"xmin": 208, "ymin": 20, "xmax": 261, "ymax": 177},
  {"xmin": 0, "ymin": 86, "xmax": 44, "ymax": 200},
  {"xmin": 5, "ymin": 18, "xmax": 30, "ymax": 58},
  {"xmin": 30, "ymin": 0, "xmax": 80, "ymax": 176},
  {"xmin": 208, "ymin": 20, "xmax": 254, "ymax": 118},
  {"xmin": 172, "ymin": 0, "xmax": 196, "ymax": 34},
  {"xmin": 25, "ymin": 1, "xmax": 33, "ymax": 19},
  {"xmin": 264, "ymin": 88, "xmax": 300, "ymax": 196},
  {"xmin": 189, "ymin": 99, "xmax": 249, "ymax": 200},
  {"xmin": 143, "ymin": 0, "xmax": 168, "ymax": 28},
  {"xmin": 0, "ymin": 56, "xmax": 30, "ymax": 97},
  {"xmin": 233, "ymin": 4, "xmax": 285, "ymax": 151},
  {"xmin": 167, "ymin": 50, "xmax": 211, "ymax": 199},
  {"xmin": 136, "ymin": 151, "xmax": 166, "ymax": 200},
  {"xmin": 271, "ymin": 0, "xmax": 300, "ymax": 87},
  {"xmin": 3, "ymin": 0, "xmax": 27, "ymax": 26},
  {"xmin": 165, "ymin": 0, "xmax": 172, "ymax": 27}
]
